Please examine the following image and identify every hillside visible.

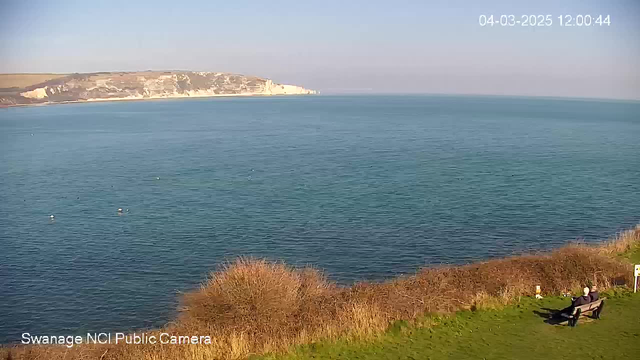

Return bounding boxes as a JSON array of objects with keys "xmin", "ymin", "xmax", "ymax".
[
  {"xmin": 0, "ymin": 73, "xmax": 67, "ymax": 89},
  {"xmin": 268, "ymin": 290, "xmax": 640, "ymax": 360},
  {"xmin": 0, "ymin": 71, "xmax": 316, "ymax": 106}
]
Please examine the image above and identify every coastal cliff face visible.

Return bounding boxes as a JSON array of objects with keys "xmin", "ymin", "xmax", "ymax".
[{"xmin": 0, "ymin": 71, "xmax": 316, "ymax": 106}]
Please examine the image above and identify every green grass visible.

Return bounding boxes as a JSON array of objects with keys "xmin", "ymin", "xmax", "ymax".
[
  {"xmin": 622, "ymin": 245, "xmax": 640, "ymax": 264},
  {"xmin": 255, "ymin": 243, "xmax": 640, "ymax": 360},
  {"xmin": 261, "ymin": 290, "xmax": 640, "ymax": 360},
  {"xmin": 256, "ymin": 244, "xmax": 640, "ymax": 360}
]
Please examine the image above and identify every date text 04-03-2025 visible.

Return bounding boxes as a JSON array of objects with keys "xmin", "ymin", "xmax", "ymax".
[{"xmin": 479, "ymin": 14, "xmax": 610, "ymax": 27}]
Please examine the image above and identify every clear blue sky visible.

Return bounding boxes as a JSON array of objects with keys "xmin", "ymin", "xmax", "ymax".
[{"xmin": 1, "ymin": 0, "xmax": 639, "ymax": 99}]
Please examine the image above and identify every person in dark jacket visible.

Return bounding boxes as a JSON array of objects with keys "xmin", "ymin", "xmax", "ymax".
[
  {"xmin": 571, "ymin": 287, "xmax": 592, "ymax": 306},
  {"xmin": 589, "ymin": 285, "xmax": 599, "ymax": 302},
  {"xmin": 557, "ymin": 287, "xmax": 591, "ymax": 316}
]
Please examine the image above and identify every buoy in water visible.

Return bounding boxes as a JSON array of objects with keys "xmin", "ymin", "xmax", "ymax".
[{"xmin": 50, "ymin": 215, "xmax": 55, "ymax": 219}]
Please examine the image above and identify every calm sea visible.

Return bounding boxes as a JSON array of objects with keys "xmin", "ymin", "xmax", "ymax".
[{"xmin": 0, "ymin": 95, "xmax": 639, "ymax": 342}]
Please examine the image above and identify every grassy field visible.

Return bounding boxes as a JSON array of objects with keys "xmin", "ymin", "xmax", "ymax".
[
  {"xmin": 0, "ymin": 74, "xmax": 66, "ymax": 89},
  {"xmin": 622, "ymin": 245, "xmax": 640, "ymax": 264},
  {"xmin": 262, "ymin": 241, "xmax": 640, "ymax": 360},
  {"xmin": 266, "ymin": 289, "xmax": 640, "ymax": 360}
]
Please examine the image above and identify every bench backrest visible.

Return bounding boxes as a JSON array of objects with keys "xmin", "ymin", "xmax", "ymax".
[{"xmin": 572, "ymin": 297, "xmax": 606, "ymax": 315}]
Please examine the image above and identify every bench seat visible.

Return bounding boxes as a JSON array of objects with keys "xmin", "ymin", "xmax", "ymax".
[{"xmin": 560, "ymin": 298, "xmax": 605, "ymax": 327}]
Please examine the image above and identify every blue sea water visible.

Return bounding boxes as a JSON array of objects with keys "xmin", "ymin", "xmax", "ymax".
[{"xmin": 0, "ymin": 95, "xmax": 639, "ymax": 342}]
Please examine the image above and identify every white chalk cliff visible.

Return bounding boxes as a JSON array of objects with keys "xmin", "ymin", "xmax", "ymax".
[{"xmin": 7, "ymin": 71, "xmax": 316, "ymax": 105}]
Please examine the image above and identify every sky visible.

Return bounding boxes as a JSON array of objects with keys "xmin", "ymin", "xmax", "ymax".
[{"xmin": 1, "ymin": 0, "xmax": 639, "ymax": 99}]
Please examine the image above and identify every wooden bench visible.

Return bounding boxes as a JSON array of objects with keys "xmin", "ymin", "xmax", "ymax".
[{"xmin": 561, "ymin": 298, "xmax": 606, "ymax": 327}]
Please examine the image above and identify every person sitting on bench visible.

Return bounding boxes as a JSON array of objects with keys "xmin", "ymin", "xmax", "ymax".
[
  {"xmin": 558, "ymin": 287, "xmax": 591, "ymax": 316},
  {"xmin": 589, "ymin": 285, "xmax": 599, "ymax": 302}
]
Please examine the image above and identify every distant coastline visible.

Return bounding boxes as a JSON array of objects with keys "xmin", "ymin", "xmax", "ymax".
[
  {"xmin": 0, "ymin": 71, "xmax": 317, "ymax": 107},
  {"xmin": 1, "ymin": 91, "xmax": 314, "ymax": 109}
]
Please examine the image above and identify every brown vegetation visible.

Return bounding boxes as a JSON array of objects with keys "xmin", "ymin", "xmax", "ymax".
[
  {"xmin": 3, "ymin": 225, "xmax": 639, "ymax": 360},
  {"xmin": 0, "ymin": 74, "xmax": 67, "ymax": 90}
]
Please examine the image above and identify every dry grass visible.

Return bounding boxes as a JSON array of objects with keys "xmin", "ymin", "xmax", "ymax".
[
  {"xmin": 599, "ymin": 225, "xmax": 640, "ymax": 255},
  {"xmin": 0, "ymin": 74, "xmax": 67, "ymax": 90},
  {"xmin": 3, "ymin": 225, "xmax": 639, "ymax": 360}
]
